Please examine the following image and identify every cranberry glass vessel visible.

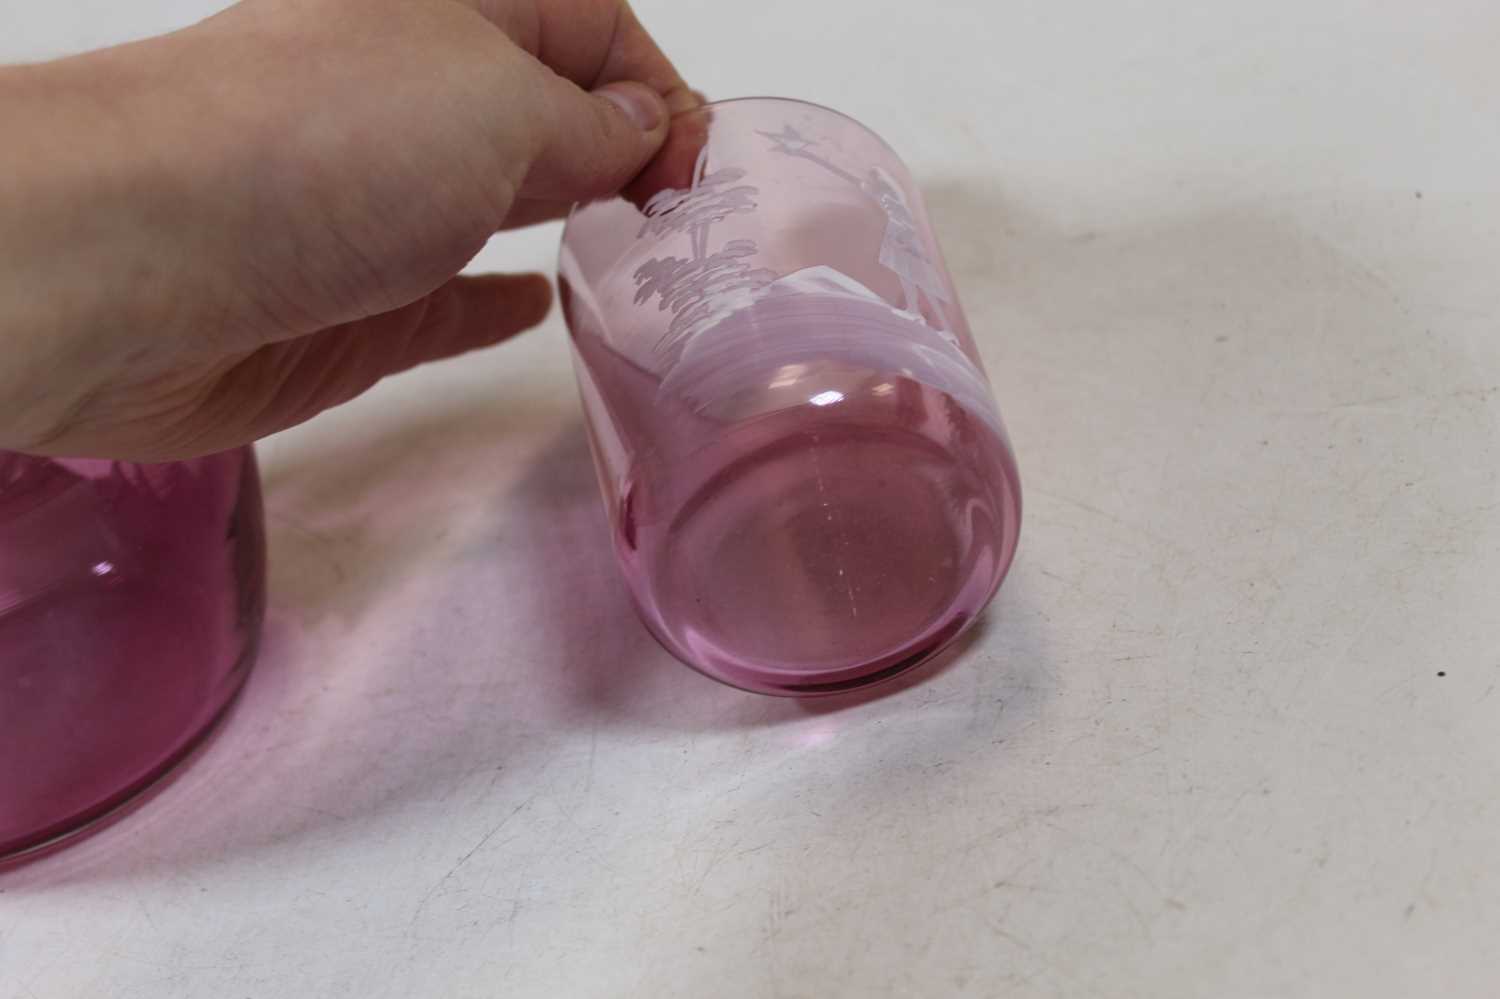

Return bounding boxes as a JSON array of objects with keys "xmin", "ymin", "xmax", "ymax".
[
  {"xmin": 560, "ymin": 98, "xmax": 1021, "ymax": 696},
  {"xmin": 0, "ymin": 448, "xmax": 265, "ymax": 860}
]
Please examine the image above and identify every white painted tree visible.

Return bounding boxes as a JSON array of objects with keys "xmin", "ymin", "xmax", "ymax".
[{"xmin": 633, "ymin": 148, "xmax": 777, "ymax": 352}]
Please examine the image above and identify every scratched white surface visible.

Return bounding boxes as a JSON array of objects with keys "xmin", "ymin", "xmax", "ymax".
[{"xmin": 5, "ymin": 2, "xmax": 1500, "ymax": 996}]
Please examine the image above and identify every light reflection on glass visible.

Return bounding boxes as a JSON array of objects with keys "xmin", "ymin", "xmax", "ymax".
[{"xmin": 767, "ymin": 363, "xmax": 809, "ymax": 390}]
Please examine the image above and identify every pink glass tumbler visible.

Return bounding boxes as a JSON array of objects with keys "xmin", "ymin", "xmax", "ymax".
[
  {"xmin": 0, "ymin": 448, "xmax": 265, "ymax": 860},
  {"xmin": 560, "ymin": 98, "xmax": 1021, "ymax": 695}
]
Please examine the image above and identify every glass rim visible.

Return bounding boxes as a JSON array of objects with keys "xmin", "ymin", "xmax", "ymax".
[{"xmin": 561, "ymin": 95, "xmax": 905, "ymax": 235}]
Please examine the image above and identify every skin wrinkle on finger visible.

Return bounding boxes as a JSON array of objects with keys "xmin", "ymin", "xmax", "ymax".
[
  {"xmin": 472, "ymin": 0, "xmax": 693, "ymax": 109},
  {"xmin": 509, "ymin": 64, "xmax": 668, "ymax": 202},
  {"xmin": 480, "ymin": 0, "xmax": 624, "ymax": 89}
]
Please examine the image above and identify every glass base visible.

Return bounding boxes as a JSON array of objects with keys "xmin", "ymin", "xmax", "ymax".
[
  {"xmin": 621, "ymin": 386, "xmax": 1021, "ymax": 696},
  {"xmin": 0, "ymin": 448, "xmax": 266, "ymax": 860},
  {"xmin": 0, "ymin": 641, "xmax": 257, "ymax": 867},
  {"xmin": 668, "ymin": 609, "xmax": 976, "ymax": 698}
]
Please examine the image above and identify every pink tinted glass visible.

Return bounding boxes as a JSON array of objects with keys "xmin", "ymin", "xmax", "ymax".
[
  {"xmin": 560, "ymin": 99, "xmax": 1021, "ymax": 696},
  {"xmin": 0, "ymin": 447, "xmax": 265, "ymax": 860}
]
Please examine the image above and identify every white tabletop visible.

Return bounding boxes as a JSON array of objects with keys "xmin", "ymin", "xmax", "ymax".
[{"xmin": 5, "ymin": 2, "xmax": 1500, "ymax": 996}]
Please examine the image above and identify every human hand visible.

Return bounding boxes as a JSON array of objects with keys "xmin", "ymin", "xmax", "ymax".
[{"xmin": 0, "ymin": 0, "xmax": 695, "ymax": 460}]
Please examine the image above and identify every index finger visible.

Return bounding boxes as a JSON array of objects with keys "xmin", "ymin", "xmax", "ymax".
[{"xmin": 477, "ymin": 0, "xmax": 699, "ymax": 113}]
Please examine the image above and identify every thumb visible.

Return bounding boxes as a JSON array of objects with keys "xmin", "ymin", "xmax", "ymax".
[{"xmin": 519, "ymin": 78, "xmax": 671, "ymax": 203}]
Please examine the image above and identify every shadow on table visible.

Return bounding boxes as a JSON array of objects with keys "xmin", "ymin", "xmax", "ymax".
[
  {"xmin": 2, "ymin": 393, "xmax": 1042, "ymax": 889},
  {"xmin": 10, "ymin": 172, "xmax": 1332, "ymax": 887}
]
